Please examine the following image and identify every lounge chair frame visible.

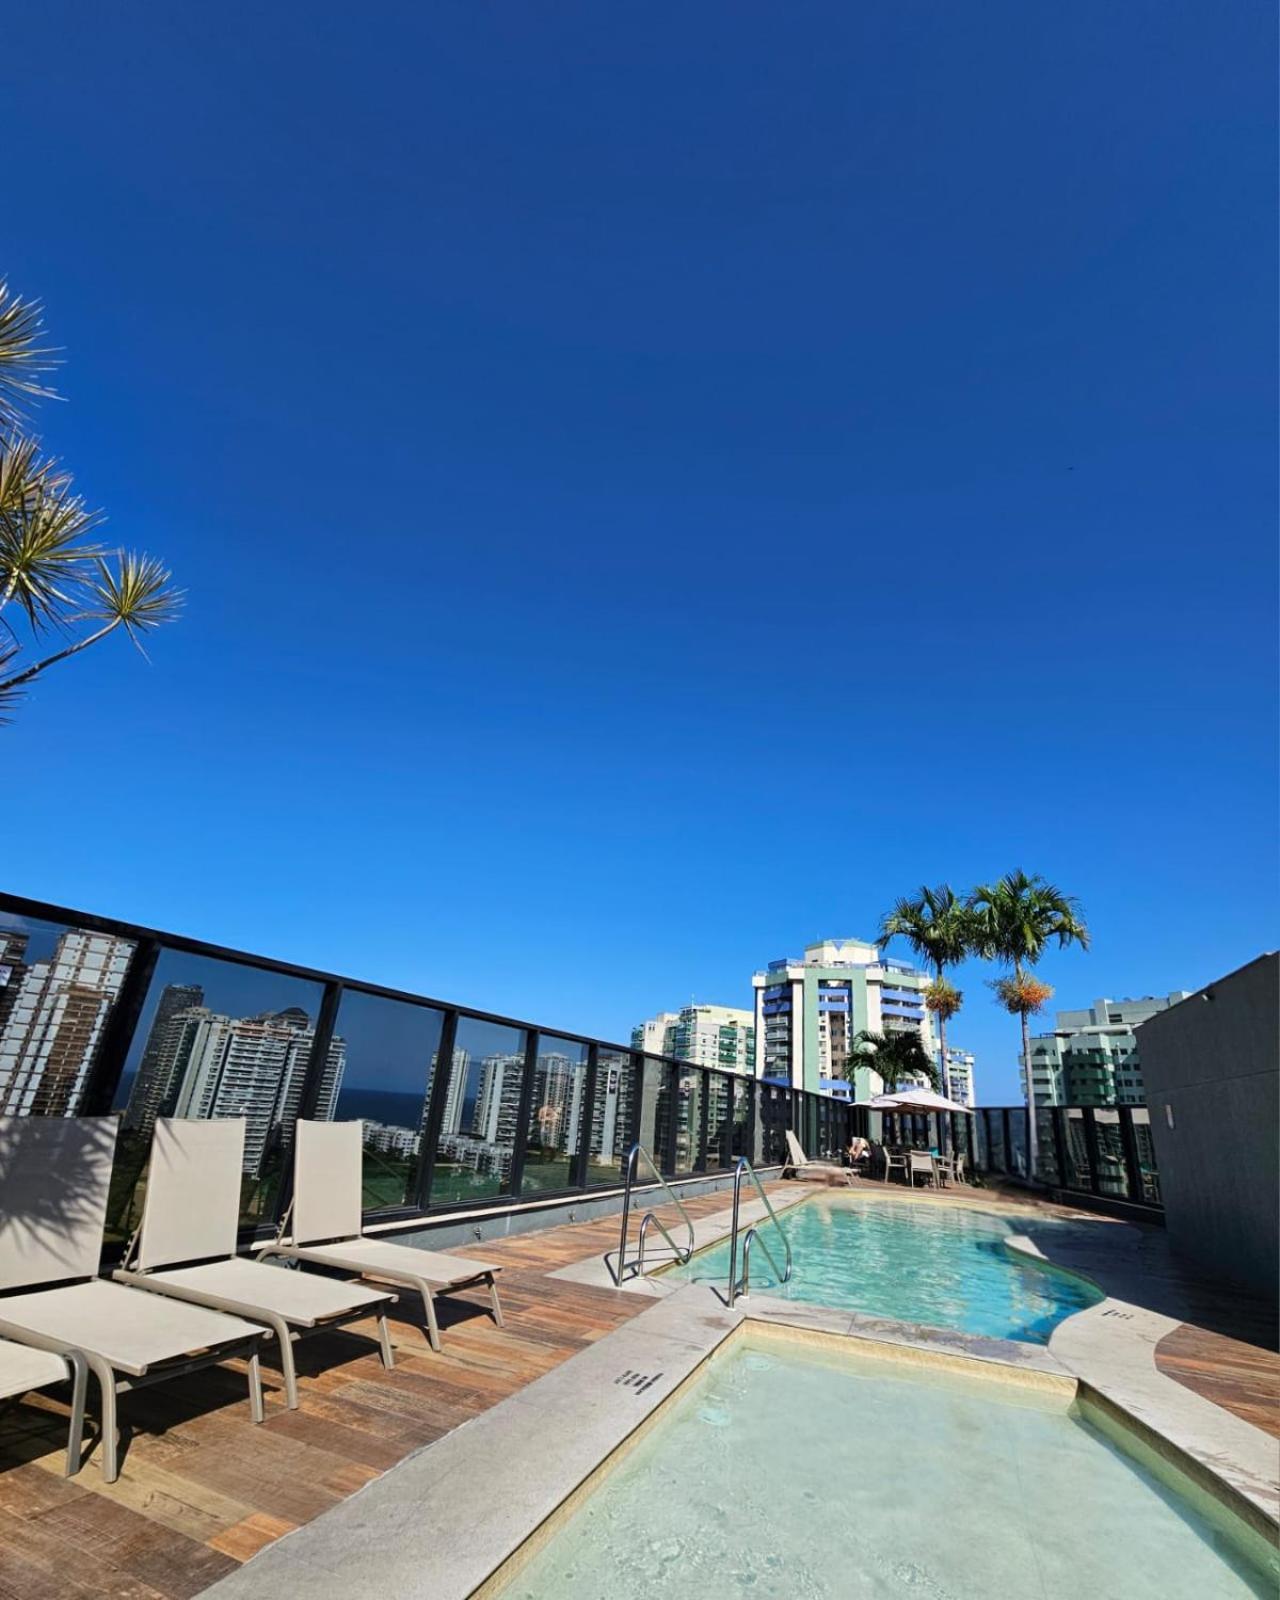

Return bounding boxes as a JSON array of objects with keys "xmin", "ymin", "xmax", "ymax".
[
  {"xmin": 0, "ymin": 1341, "xmax": 89, "ymax": 1476},
  {"xmin": 782, "ymin": 1130, "xmax": 855, "ymax": 1187},
  {"xmin": 115, "ymin": 1119, "xmax": 396, "ymax": 1409},
  {"xmin": 0, "ymin": 1116, "xmax": 268, "ymax": 1482},
  {"xmin": 260, "ymin": 1121, "xmax": 504, "ymax": 1353}
]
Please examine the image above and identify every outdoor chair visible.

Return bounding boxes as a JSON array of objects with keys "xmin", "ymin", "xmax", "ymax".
[
  {"xmin": 0, "ymin": 1116, "xmax": 266, "ymax": 1483},
  {"xmin": 907, "ymin": 1151, "xmax": 937, "ymax": 1188},
  {"xmin": 115, "ymin": 1118, "xmax": 396, "ymax": 1409},
  {"xmin": 880, "ymin": 1146, "xmax": 909, "ymax": 1183},
  {"xmin": 783, "ymin": 1131, "xmax": 854, "ymax": 1186},
  {"xmin": 260, "ymin": 1120, "xmax": 504, "ymax": 1353},
  {"xmin": 0, "ymin": 1338, "xmax": 88, "ymax": 1477}
]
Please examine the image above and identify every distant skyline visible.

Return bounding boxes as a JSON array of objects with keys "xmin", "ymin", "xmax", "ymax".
[{"xmin": 2, "ymin": 2, "xmax": 1275, "ymax": 1104}]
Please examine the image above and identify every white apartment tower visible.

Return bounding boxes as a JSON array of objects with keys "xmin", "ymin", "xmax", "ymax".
[
  {"xmin": 753, "ymin": 938, "xmax": 936, "ymax": 1096},
  {"xmin": 630, "ymin": 1005, "xmax": 756, "ymax": 1074}
]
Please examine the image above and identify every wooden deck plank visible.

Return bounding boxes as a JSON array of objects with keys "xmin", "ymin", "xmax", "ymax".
[{"xmin": 1154, "ymin": 1321, "xmax": 1280, "ymax": 1439}]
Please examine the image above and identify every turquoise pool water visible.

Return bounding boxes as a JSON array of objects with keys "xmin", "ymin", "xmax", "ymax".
[
  {"xmin": 503, "ymin": 1341, "xmax": 1276, "ymax": 1599},
  {"xmin": 670, "ymin": 1194, "xmax": 1103, "ymax": 1343}
]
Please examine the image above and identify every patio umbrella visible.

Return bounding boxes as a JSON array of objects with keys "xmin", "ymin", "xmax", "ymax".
[{"xmin": 873, "ymin": 1087, "xmax": 974, "ymax": 1115}]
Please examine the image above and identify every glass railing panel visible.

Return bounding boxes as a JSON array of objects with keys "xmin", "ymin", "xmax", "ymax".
[
  {"xmin": 1007, "ymin": 1109, "xmax": 1028, "ymax": 1177},
  {"xmin": 758, "ymin": 1081, "xmax": 791, "ymax": 1165},
  {"xmin": 1, "ymin": 909, "xmax": 137, "ymax": 1121},
  {"xmin": 1034, "ymin": 1109, "xmax": 1060, "ymax": 1184},
  {"xmin": 110, "ymin": 945, "xmax": 326, "ymax": 1235},
  {"xmin": 642, "ymin": 1057, "xmax": 673, "ymax": 1172},
  {"xmin": 986, "ymin": 1111, "xmax": 1006, "ymax": 1173},
  {"xmin": 324, "ymin": 988, "xmax": 447, "ymax": 1213},
  {"xmin": 704, "ymin": 1072, "xmax": 734, "ymax": 1171},
  {"xmin": 584, "ymin": 1050, "xmax": 635, "ymax": 1186},
  {"xmin": 521, "ymin": 1034, "xmax": 587, "ymax": 1194},
  {"xmin": 430, "ymin": 1017, "xmax": 527, "ymax": 1205},
  {"xmin": 1062, "ymin": 1108, "xmax": 1089, "ymax": 1189},
  {"xmin": 673, "ymin": 1068, "xmax": 703, "ymax": 1174},
  {"xmin": 1130, "ymin": 1107, "xmax": 1161, "ymax": 1204},
  {"xmin": 1093, "ymin": 1108, "xmax": 1129, "ymax": 1197}
]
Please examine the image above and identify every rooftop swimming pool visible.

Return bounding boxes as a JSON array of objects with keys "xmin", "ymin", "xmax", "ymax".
[
  {"xmin": 501, "ymin": 1338, "xmax": 1276, "ymax": 1599},
  {"xmin": 669, "ymin": 1193, "xmax": 1103, "ymax": 1344}
]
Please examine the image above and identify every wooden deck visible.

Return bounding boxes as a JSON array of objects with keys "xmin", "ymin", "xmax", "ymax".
[
  {"xmin": 1155, "ymin": 1321, "xmax": 1280, "ymax": 1440},
  {"xmin": 0, "ymin": 1179, "xmax": 1275, "ymax": 1597}
]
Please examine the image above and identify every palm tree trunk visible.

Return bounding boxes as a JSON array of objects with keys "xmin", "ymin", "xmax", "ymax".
[
  {"xmin": 1017, "ymin": 960, "xmax": 1037, "ymax": 1182},
  {"xmin": 935, "ymin": 962, "xmax": 951, "ymax": 1155}
]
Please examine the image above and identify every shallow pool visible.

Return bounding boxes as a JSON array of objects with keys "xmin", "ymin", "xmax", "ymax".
[
  {"xmin": 502, "ymin": 1340, "xmax": 1276, "ymax": 1599},
  {"xmin": 669, "ymin": 1194, "xmax": 1102, "ymax": 1343}
]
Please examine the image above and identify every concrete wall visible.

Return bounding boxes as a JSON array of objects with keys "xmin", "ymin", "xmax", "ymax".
[{"xmin": 1137, "ymin": 953, "xmax": 1278, "ymax": 1310}]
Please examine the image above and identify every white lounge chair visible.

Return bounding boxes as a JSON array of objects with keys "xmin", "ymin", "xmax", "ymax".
[
  {"xmin": 114, "ymin": 1118, "xmax": 396, "ymax": 1409},
  {"xmin": 783, "ymin": 1130, "xmax": 854, "ymax": 1186},
  {"xmin": 0, "ymin": 1338, "xmax": 88, "ymax": 1477},
  {"xmin": 260, "ymin": 1120, "xmax": 504, "ymax": 1353},
  {"xmin": 0, "ymin": 1116, "xmax": 267, "ymax": 1483}
]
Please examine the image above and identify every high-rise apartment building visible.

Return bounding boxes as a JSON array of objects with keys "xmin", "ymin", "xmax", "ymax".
[
  {"xmin": 938, "ymin": 1046, "xmax": 976, "ymax": 1107},
  {"xmin": 630, "ymin": 1005, "xmax": 756, "ymax": 1075},
  {"xmin": 0, "ymin": 927, "xmax": 135, "ymax": 1116},
  {"xmin": 470, "ymin": 1052, "xmax": 525, "ymax": 1148},
  {"xmin": 438, "ymin": 1048, "xmax": 473, "ymax": 1136},
  {"xmin": 123, "ymin": 983, "xmax": 206, "ymax": 1132},
  {"xmin": 752, "ymin": 938, "xmax": 935, "ymax": 1096},
  {"xmin": 1026, "ymin": 994, "xmax": 1191, "ymax": 1107}
]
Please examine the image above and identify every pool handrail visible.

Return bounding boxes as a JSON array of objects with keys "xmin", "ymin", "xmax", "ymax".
[
  {"xmin": 727, "ymin": 1156, "xmax": 794, "ymax": 1305},
  {"xmin": 613, "ymin": 1143, "xmax": 695, "ymax": 1283}
]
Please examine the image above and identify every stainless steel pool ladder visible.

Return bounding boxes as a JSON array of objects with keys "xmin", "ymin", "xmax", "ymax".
[
  {"xmin": 613, "ymin": 1143, "xmax": 695, "ymax": 1284},
  {"xmin": 726, "ymin": 1156, "xmax": 793, "ymax": 1306}
]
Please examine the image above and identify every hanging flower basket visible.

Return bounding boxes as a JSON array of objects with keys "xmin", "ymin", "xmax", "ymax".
[{"xmin": 991, "ymin": 973, "xmax": 1053, "ymax": 1016}]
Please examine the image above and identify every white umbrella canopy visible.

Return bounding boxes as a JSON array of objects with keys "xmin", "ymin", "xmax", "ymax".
[{"xmin": 868, "ymin": 1088, "xmax": 974, "ymax": 1115}]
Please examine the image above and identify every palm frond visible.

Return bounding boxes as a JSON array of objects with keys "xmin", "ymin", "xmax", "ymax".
[
  {"xmin": 0, "ymin": 634, "xmax": 21, "ymax": 723},
  {"xmin": 0, "ymin": 434, "xmax": 73, "ymax": 518},
  {"xmin": 0, "ymin": 283, "xmax": 60, "ymax": 429},
  {"xmin": 877, "ymin": 883, "xmax": 974, "ymax": 973},
  {"xmin": 82, "ymin": 552, "xmax": 183, "ymax": 649},
  {"xmin": 0, "ymin": 456, "xmax": 103, "ymax": 628},
  {"xmin": 968, "ymin": 872, "xmax": 1090, "ymax": 967}
]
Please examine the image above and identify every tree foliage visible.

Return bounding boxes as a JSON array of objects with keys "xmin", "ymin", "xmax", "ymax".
[
  {"xmin": 0, "ymin": 280, "xmax": 181, "ymax": 720},
  {"xmin": 849, "ymin": 1029, "xmax": 941, "ymax": 1092}
]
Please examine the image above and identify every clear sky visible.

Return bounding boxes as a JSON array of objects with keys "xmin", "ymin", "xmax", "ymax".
[{"xmin": 2, "ymin": 2, "xmax": 1275, "ymax": 1104}]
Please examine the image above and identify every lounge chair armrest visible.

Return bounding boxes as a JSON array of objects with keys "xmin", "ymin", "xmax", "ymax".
[{"xmin": 0, "ymin": 1317, "xmax": 80, "ymax": 1363}]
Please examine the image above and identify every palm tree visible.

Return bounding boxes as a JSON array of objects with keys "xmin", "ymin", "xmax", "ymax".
[
  {"xmin": 848, "ymin": 1029, "xmax": 940, "ymax": 1093},
  {"xmin": 969, "ymin": 871, "xmax": 1090, "ymax": 1180},
  {"xmin": 878, "ymin": 885, "xmax": 973, "ymax": 1103},
  {"xmin": 0, "ymin": 279, "xmax": 181, "ymax": 719}
]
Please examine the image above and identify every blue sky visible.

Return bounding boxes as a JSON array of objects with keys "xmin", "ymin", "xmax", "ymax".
[{"xmin": 2, "ymin": 2, "xmax": 1275, "ymax": 1104}]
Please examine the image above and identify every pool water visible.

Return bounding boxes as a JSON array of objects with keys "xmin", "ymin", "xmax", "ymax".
[
  {"xmin": 502, "ymin": 1341, "xmax": 1276, "ymax": 1600},
  {"xmin": 669, "ymin": 1194, "xmax": 1102, "ymax": 1344}
]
